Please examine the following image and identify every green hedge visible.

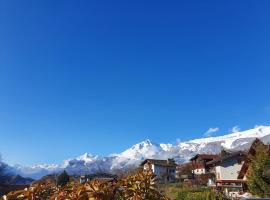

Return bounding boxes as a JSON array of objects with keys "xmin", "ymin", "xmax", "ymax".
[{"xmin": 176, "ymin": 187, "xmax": 223, "ymax": 200}]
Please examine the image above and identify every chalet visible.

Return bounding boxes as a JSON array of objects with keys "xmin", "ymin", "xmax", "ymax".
[
  {"xmin": 238, "ymin": 138, "xmax": 270, "ymax": 182},
  {"xmin": 190, "ymin": 154, "xmax": 219, "ymax": 175},
  {"xmin": 207, "ymin": 151, "xmax": 246, "ymax": 192},
  {"xmin": 140, "ymin": 159, "xmax": 177, "ymax": 182}
]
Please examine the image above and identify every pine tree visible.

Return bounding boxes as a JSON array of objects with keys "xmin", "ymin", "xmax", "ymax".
[
  {"xmin": 247, "ymin": 144, "xmax": 270, "ymax": 197},
  {"xmin": 220, "ymin": 148, "xmax": 230, "ymax": 157},
  {"xmin": 57, "ymin": 170, "xmax": 69, "ymax": 187}
]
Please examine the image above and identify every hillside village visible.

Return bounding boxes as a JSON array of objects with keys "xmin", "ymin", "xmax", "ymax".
[
  {"xmin": 140, "ymin": 138, "xmax": 270, "ymax": 199},
  {"xmin": 1, "ymin": 137, "xmax": 270, "ymax": 199}
]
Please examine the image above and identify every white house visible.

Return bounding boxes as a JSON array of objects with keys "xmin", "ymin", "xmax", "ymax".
[
  {"xmin": 140, "ymin": 159, "xmax": 177, "ymax": 182},
  {"xmin": 207, "ymin": 151, "xmax": 246, "ymax": 191}
]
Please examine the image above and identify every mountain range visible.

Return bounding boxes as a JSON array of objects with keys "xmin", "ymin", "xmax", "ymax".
[
  {"xmin": 4, "ymin": 125, "xmax": 270, "ymax": 180},
  {"xmin": 0, "ymin": 161, "xmax": 34, "ymax": 194}
]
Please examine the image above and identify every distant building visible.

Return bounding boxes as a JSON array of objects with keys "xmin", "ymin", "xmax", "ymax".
[
  {"xmin": 190, "ymin": 154, "xmax": 219, "ymax": 175},
  {"xmin": 79, "ymin": 175, "xmax": 88, "ymax": 184},
  {"xmin": 140, "ymin": 159, "xmax": 177, "ymax": 182}
]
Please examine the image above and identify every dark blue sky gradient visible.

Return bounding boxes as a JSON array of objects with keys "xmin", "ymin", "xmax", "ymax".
[{"xmin": 0, "ymin": 0, "xmax": 270, "ymax": 165}]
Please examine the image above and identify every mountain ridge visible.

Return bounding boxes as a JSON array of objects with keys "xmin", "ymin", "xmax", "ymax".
[{"xmin": 6, "ymin": 125, "xmax": 270, "ymax": 179}]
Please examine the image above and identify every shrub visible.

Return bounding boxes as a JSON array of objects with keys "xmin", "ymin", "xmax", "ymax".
[
  {"xmin": 176, "ymin": 187, "xmax": 223, "ymax": 200},
  {"xmin": 6, "ymin": 168, "xmax": 169, "ymax": 200}
]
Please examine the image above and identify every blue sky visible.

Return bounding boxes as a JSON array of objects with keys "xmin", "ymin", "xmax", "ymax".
[{"xmin": 0, "ymin": 0, "xmax": 270, "ymax": 165}]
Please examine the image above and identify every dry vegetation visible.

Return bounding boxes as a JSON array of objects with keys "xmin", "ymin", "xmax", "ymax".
[{"xmin": 2, "ymin": 167, "xmax": 169, "ymax": 200}]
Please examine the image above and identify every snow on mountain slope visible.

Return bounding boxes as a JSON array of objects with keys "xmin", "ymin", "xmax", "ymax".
[
  {"xmin": 186, "ymin": 126, "xmax": 270, "ymax": 149},
  {"xmin": 10, "ymin": 125, "xmax": 270, "ymax": 179},
  {"xmin": 110, "ymin": 139, "xmax": 169, "ymax": 170},
  {"xmin": 174, "ymin": 125, "xmax": 270, "ymax": 162}
]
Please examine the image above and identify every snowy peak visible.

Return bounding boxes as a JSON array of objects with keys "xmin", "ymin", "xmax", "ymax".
[
  {"xmin": 76, "ymin": 153, "xmax": 98, "ymax": 162},
  {"xmin": 131, "ymin": 139, "xmax": 155, "ymax": 150},
  {"xmin": 119, "ymin": 139, "xmax": 164, "ymax": 158},
  {"xmin": 129, "ymin": 139, "xmax": 161, "ymax": 153}
]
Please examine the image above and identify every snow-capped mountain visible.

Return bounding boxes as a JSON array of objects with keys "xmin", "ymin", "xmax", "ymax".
[{"xmin": 9, "ymin": 125, "xmax": 270, "ymax": 179}]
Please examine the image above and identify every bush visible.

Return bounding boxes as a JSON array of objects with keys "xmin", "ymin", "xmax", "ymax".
[
  {"xmin": 6, "ymin": 167, "xmax": 169, "ymax": 200},
  {"xmin": 176, "ymin": 187, "xmax": 223, "ymax": 200}
]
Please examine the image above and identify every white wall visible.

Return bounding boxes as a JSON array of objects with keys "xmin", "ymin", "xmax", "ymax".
[
  {"xmin": 215, "ymin": 158, "xmax": 243, "ymax": 180},
  {"xmin": 153, "ymin": 165, "xmax": 176, "ymax": 180},
  {"xmin": 192, "ymin": 168, "xmax": 206, "ymax": 175},
  {"xmin": 143, "ymin": 163, "xmax": 176, "ymax": 181}
]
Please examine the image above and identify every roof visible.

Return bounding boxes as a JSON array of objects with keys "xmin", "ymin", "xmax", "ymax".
[
  {"xmin": 207, "ymin": 151, "xmax": 246, "ymax": 166},
  {"xmin": 189, "ymin": 154, "xmax": 219, "ymax": 161},
  {"xmin": 140, "ymin": 159, "xmax": 177, "ymax": 167},
  {"xmin": 84, "ymin": 173, "xmax": 117, "ymax": 180},
  {"xmin": 176, "ymin": 162, "xmax": 192, "ymax": 169}
]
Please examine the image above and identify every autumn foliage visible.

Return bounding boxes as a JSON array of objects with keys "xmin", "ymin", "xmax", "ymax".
[{"xmin": 3, "ymin": 167, "xmax": 169, "ymax": 200}]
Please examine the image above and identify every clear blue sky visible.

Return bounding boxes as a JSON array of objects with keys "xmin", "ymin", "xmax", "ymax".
[{"xmin": 0, "ymin": 0, "xmax": 270, "ymax": 165}]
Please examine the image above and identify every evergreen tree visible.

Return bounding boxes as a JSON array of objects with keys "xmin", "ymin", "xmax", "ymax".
[
  {"xmin": 247, "ymin": 144, "xmax": 270, "ymax": 197},
  {"xmin": 57, "ymin": 170, "xmax": 69, "ymax": 187},
  {"xmin": 220, "ymin": 148, "xmax": 230, "ymax": 157}
]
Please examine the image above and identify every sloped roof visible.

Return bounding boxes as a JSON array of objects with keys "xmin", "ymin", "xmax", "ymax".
[
  {"xmin": 141, "ymin": 159, "xmax": 177, "ymax": 167},
  {"xmin": 207, "ymin": 151, "xmax": 246, "ymax": 166},
  {"xmin": 84, "ymin": 173, "xmax": 117, "ymax": 179},
  {"xmin": 190, "ymin": 154, "xmax": 219, "ymax": 161}
]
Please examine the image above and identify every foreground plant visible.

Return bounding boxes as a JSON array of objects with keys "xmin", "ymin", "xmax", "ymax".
[{"xmin": 3, "ymin": 167, "xmax": 169, "ymax": 200}]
